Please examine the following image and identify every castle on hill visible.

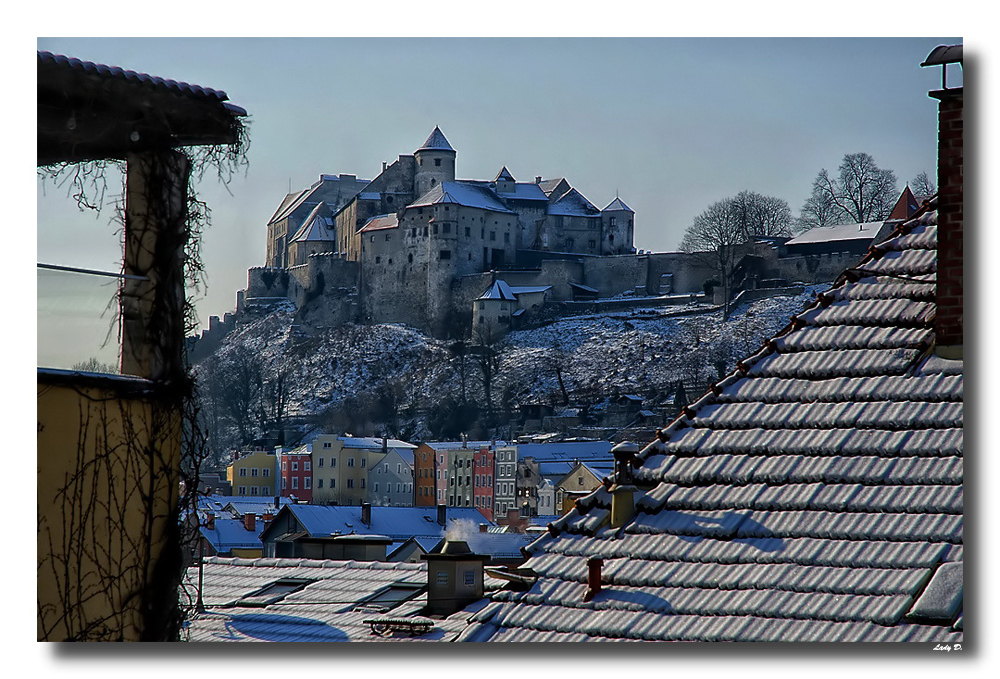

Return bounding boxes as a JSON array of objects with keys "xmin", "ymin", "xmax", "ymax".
[{"xmin": 249, "ymin": 127, "xmax": 682, "ymax": 337}]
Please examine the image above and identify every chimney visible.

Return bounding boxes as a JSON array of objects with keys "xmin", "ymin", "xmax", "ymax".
[
  {"xmin": 479, "ymin": 523, "xmax": 488, "ymax": 533},
  {"xmin": 922, "ymin": 44, "xmax": 963, "ymax": 358},
  {"xmin": 437, "ymin": 503, "xmax": 447, "ymax": 527},
  {"xmin": 584, "ymin": 557, "xmax": 603, "ymax": 602},
  {"xmin": 244, "ymin": 513, "xmax": 256, "ymax": 532},
  {"xmin": 205, "ymin": 512, "xmax": 215, "ymax": 530},
  {"xmin": 361, "ymin": 502, "xmax": 372, "ymax": 527},
  {"xmin": 262, "ymin": 510, "xmax": 274, "ymax": 523},
  {"xmin": 421, "ymin": 540, "xmax": 490, "ymax": 616},
  {"xmin": 382, "ymin": 437, "xmax": 388, "ymax": 454},
  {"xmin": 535, "ymin": 176, "xmax": 542, "ymax": 184}
]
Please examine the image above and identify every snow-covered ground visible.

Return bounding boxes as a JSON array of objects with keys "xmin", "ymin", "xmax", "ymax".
[{"xmin": 196, "ymin": 285, "xmax": 830, "ymax": 446}]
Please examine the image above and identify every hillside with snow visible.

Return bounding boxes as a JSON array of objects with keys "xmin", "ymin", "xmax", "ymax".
[{"xmin": 194, "ymin": 286, "xmax": 829, "ymax": 453}]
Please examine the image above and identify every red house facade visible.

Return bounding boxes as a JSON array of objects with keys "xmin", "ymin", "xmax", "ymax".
[
  {"xmin": 472, "ymin": 446, "xmax": 495, "ymax": 521},
  {"xmin": 280, "ymin": 448, "xmax": 313, "ymax": 502}
]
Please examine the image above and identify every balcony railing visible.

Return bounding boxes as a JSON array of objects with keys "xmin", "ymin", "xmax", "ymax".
[{"xmin": 37, "ymin": 263, "xmax": 147, "ymax": 375}]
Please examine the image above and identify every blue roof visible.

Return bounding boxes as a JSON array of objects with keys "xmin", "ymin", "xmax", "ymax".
[
  {"xmin": 548, "ymin": 188, "xmax": 600, "ymax": 217},
  {"xmin": 282, "ymin": 504, "xmax": 492, "ymax": 541},
  {"xmin": 200, "ymin": 519, "xmax": 263, "ymax": 552},
  {"xmin": 517, "ymin": 441, "xmax": 613, "ymax": 461},
  {"xmin": 478, "ymin": 280, "xmax": 517, "ymax": 301},
  {"xmin": 416, "ymin": 126, "xmax": 455, "ymax": 152},
  {"xmin": 409, "ymin": 181, "xmax": 516, "ymax": 214},
  {"xmin": 603, "ymin": 197, "xmax": 633, "ymax": 212}
]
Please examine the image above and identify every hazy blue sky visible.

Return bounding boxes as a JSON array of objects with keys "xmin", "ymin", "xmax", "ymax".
[{"xmin": 36, "ymin": 35, "xmax": 961, "ymax": 332}]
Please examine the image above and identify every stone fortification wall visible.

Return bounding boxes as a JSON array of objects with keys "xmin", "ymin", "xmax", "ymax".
[
  {"xmin": 641, "ymin": 252, "xmax": 718, "ymax": 295},
  {"xmin": 776, "ymin": 252, "xmax": 865, "ymax": 285}
]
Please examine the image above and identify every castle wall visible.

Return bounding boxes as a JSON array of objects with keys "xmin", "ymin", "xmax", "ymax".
[
  {"xmin": 776, "ymin": 252, "xmax": 865, "ymax": 284},
  {"xmin": 642, "ymin": 252, "xmax": 719, "ymax": 295}
]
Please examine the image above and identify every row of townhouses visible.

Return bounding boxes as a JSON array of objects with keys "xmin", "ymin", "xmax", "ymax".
[{"xmin": 224, "ymin": 435, "xmax": 615, "ymax": 521}]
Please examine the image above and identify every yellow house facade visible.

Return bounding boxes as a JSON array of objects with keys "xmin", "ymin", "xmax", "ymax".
[{"xmin": 226, "ymin": 450, "xmax": 279, "ymax": 497}]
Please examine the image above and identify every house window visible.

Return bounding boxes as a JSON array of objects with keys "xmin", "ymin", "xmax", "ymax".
[
  {"xmin": 251, "ymin": 468, "xmax": 259, "ymax": 477},
  {"xmin": 348, "ymin": 458, "xmax": 355, "ymax": 467},
  {"xmin": 331, "ymin": 478, "xmax": 336, "ymax": 488},
  {"xmin": 323, "ymin": 442, "xmax": 332, "ymax": 449},
  {"xmin": 291, "ymin": 461, "xmax": 298, "ymax": 472},
  {"xmin": 361, "ymin": 458, "xmax": 367, "ymax": 468},
  {"xmin": 437, "ymin": 572, "xmax": 448, "ymax": 586},
  {"xmin": 291, "ymin": 477, "xmax": 298, "ymax": 490},
  {"xmin": 262, "ymin": 486, "xmax": 270, "ymax": 495},
  {"xmin": 239, "ymin": 468, "xmax": 247, "ymax": 477},
  {"xmin": 238, "ymin": 486, "xmax": 246, "ymax": 495},
  {"xmin": 374, "ymin": 482, "xmax": 379, "ymax": 493},
  {"xmin": 360, "ymin": 479, "xmax": 366, "ymax": 488},
  {"xmin": 262, "ymin": 468, "xmax": 270, "ymax": 477},
  {"xmin": 304, "ymin": 477, "xmax": 311, "ymax": 489},
  {"xmin": 251, "ymin": 486, "xmax": 259, "ymax": 496},
  {"xmin": 331, "ymin": 458, "xmax": 336, "ymax": 467},
  {"xmin": 318, "ymin": 479, "xmax": 324, "ymax": 489},
  {"xmin": 347, "ymin": 479, "xmax": 354, "ymax": 489},
  {"xmin": 282, "ymin": 461, "xmax": 287, "ymax": 471},
  {"xmin": 318, "ymin": 458, "xmax": 324, "ymax": 468},
  {"xmin": 304, "ymin": 461, "xmax": 310, "ymax": 471}
]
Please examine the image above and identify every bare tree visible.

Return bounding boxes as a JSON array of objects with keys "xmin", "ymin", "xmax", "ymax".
[
  {"xmin": 807, "ymin": 153, "xmax": 898, "ymax": 226},
  {"xmin": 472, "ymin": 319, "xmax": 505, "ymax": 417},
  {"xmin": 910, "ymin": 171, "xmax": 936, "ymax": 198},
  {"xmin": 680, "ymin": 191, "xmax": 792, "ymax": 320},
  {"xmin": 796, "ymin": 182, "xmax": 843, "ymax": 232}
]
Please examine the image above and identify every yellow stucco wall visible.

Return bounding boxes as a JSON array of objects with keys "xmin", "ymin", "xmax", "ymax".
[{"xmin": 37, "ymin": 379, "xmax": 181, "ymax": 641}]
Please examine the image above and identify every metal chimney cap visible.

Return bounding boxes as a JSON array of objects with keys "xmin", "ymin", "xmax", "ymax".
[{"xmin": 921, "ymin": 44, "xmax": 962, "ymax": 67}]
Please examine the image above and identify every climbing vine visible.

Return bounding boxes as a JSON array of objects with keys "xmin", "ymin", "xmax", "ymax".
[{"xmin": 37, "ymin": 122, "xmax": 250, "ymax": 641}]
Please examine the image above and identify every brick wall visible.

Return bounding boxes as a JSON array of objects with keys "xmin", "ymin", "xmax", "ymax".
[{"xmin": 933, "ymin": 89, "xmax": 963, "ymax": 347}]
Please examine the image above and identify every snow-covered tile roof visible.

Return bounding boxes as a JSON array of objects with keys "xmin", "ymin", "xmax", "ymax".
[
  {"xmin": 409, "ymin": 181, "xmax": 516, "ymax": 214},
  {"xmin": 785, "ymin": 221, "xmax": 885, "ymax": 246},
  {"xmin": 458, "ymin": 199, "xmax": 963, "ymax": 643},
  {"xmin": 548, "ymin": 188, "xmax": 600, "ymax": 217},
  {"xmin": 416, "ymin": 126, "xmax": 455, "ymax": 152}
]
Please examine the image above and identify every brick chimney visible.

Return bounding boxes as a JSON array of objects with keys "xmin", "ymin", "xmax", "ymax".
[
  {"xmin": 361, "ymin": 502, "xmax": 371, "ymax": 527},
  {"xmin": 205, "ymin": 512, "xmax": 215, "ymax": 530},
  {"xmin": 584, "ymin": 557, "xmax": 603, "ymax": 602},
  {"xmin": 437, "ymin": 503, "xmax": 447, "ymax": 527},
  {"xmin": 922, "ymin": 44, "xmax": 963, "ymax": 358},
  {"xmin": 244, "ymin": 513, "xmax": 256, "ymax": 532}
]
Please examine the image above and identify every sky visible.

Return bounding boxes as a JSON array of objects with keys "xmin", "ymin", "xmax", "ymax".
[{"xmin": 35, "ymin": 33, "xmax": 963, "ymax": 334}]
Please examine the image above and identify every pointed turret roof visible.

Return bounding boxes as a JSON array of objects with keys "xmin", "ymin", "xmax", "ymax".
[
  {"xmin": 603, "ymin": 196, "xmax": 633, "ymax": 213},
  {"xmin": 888, "ymin": 185, "xmax": 921, "ymax": 221},
  {"xmin": 416, "ymin": 126, "xmax": 455, "ymax": 153}
]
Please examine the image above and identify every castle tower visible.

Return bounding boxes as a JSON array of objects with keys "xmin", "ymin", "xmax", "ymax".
[
  {"xmin": 493, "ymin": 166, "xmax": 515, "ymax": 194},
  {"xmin": 601, "ymin": 196, "xmax": 635, "ymax": 255},
  {"xmin": 414, "ymin": 126, "xmax": 456, "ymax": 197}
]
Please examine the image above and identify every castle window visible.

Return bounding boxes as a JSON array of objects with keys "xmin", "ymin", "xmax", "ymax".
[
  {"xmin": 408, "ymin": 253, "xmax": 413, "ymax": 263},
  {"xmin": 443, "ymin": 224, "xmax": 450, "ymax": 233},
  {"xmin": 465, "ymin": 227, "xmax": 470, "ymax": 237},
  {"xmin": 385, "ymin": 234, "xmax": 391, "ymax": 241},
  {"xmin": 504, "ymin": 232, "xmax": 510, "ymax": 243},
  {"xmin": 387, "ymin": 195, "xmax": 393, "ymax": 204},
  {"xmin": 490, "ymin": 232, "xmax": 496, "ymax": 241},
  {"xmin": 375, "ymin": 256, "xmax": 381, "ymax": 264},
  {"xmin": 440, "ymin": 250, "xmax": 451, "ymax": 260},
  {"xmin": 371, "ymin": 236, "xmax": 375, "ymax": 243},
  {"xmin": 610, "ymin": 216, "xmax": 617, "ymax": 227},
  {"xmin": 433, "ymin": 224, "xmax": 438, "ymax": 235},
  {"xmin": 435, "ymin": 158, "xmax": 441, "ymax": 166},
  {"xmin": 424, "ymin": 227, "xmax": 428, "ymax": 236},
  {"xmin": 589, "ymin": 240, "xmax": 596, "ymax": 249},
  {"xmin": 431, "ymin": 179, "xmax": 436, "ymax": 186}
]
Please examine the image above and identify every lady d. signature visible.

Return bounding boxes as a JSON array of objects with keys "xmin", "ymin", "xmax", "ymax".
[{"xmin": 933, "ymin": 643, "xmax": 962, "ymax": 651}]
